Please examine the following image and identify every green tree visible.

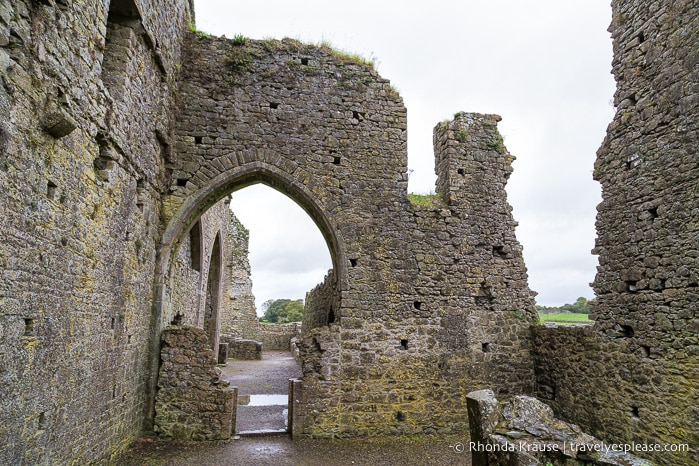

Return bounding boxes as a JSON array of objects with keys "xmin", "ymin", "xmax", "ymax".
[
  {"xmin": 260, "ymin": 298, "xmax": 305, "ymax": 323},
  {"xmin": 536, "ymin": 297, "xmax": 594, "ymax": 315}
]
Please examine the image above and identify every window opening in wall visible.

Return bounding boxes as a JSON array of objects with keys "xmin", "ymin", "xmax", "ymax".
[
  {"xmin": 493, "ymin": 245, "xmax": 507, "ymax": 258},
  {"xmin": 400, "ymin": 338, "xmax": 409, "ymax": 350},
  {"xmin": 189, "ymin": 220, "xmax": 202, "ymax": 272},
  {"xmin": 204, "ymin": 234, "xmax": 222, "ymax": 358}
]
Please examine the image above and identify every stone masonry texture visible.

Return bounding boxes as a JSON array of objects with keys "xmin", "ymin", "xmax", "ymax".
[
  {"xmin": 0, "ymin": 0, "xmax": 696, "ymax": 465},
  {"xmin": 154, "ymin": 326, "xmax": 235, "ymax": 440},
  {"xmin": 532, "ymin": 1, "xmax": 698, "ymax": 464}
]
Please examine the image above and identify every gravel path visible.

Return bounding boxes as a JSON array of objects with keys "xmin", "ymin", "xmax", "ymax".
[{"xmin": 220, "ymin": 351, "xmax": 302, "ymax": 433}]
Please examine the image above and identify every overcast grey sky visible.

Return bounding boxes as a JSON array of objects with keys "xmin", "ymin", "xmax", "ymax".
[{"xmin": 197, "ymin": 0, "xmax": 616, "ymax": 310}]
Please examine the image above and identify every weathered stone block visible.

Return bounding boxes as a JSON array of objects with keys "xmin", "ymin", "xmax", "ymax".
[{"xmin": 41, "ymin": 107, "xmax": 77, "ymax": 138}]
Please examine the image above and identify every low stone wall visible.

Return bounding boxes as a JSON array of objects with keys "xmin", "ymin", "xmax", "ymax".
[
  {"xmin": 302, "ymin": 270, "xmax": 338, "ymax": 333},
  {"xmin": 466, "ymin": 390, "xmax": 649, "ymax": 466},
  {"xmin": 227, "ymin": 338, "xmax": 262, "ymax": 360},
  {"xmin": 154, "ymin": 326, "xmax": 236, "ymax": 440},
  {"xmin": 530, "ymin": 324, "xmax": 697, "ymax": 465},
  {"xmin": 253, "ymin": 323, "xmax": 301, "ymax": 351}
]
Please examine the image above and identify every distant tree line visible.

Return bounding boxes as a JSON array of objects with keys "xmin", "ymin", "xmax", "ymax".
[
  {"xmin": 536, "ymin": 297, "xmax": 594, "ymax": 315},
  {"xmin": 260, "ymin": 298, "xmax": 304, "ymax": 323}
]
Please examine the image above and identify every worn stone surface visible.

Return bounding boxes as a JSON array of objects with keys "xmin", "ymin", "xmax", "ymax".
[
  {"xmin": 0, "ymin": 0, "xmax": 192, "ymax": 464},
  {"xmin": 467, "ymin": 390, "xmax": 652, "ymax": 466},
  {"xmin": 157, "ymin": 34, "xmax": 537, "ymax": 439},
  {"xmin": 303, "ymin": 269, "xmax": 338, "ymax": 333},
  {"xmin": 154, "ymin": 326, "xmax": 235, "ymax": 440},
  {"xmin": 170, "ymin": 198, "xmax": 231, "ymax": 331},
  {"xmin": 222, "ymin": 337, "xmax": 263, "ymax": 360},
  {"xmin": 220, "ymin": 211, "xmax": 257, "ymax": 338}
]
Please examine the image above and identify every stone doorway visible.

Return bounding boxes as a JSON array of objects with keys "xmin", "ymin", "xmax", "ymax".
[{"xmin": 221, "ymin": 351, "xmax": 302, "ymax": 435}]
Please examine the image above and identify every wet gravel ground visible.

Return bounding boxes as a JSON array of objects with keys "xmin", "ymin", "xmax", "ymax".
[
  {"xmin": 220, "ymin": 351, "xmax": 302, "ymax": 395},
  {"xmin": 221, "ymin": 351, "xmax": 302, "ymax": 433},
  {"xmin": 118, "ymin": 434, "xmax": 473, "ymax": 465}
]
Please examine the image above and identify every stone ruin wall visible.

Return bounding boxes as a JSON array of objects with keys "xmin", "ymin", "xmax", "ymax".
[
  {"xmin": 170, "ymin": 198, "xmax": 231, "ymax": 328},
  {"xmin": 154, "ymin": 326, "xmax": 236, "ymax": 440},
  {"xmin": 0, "ymin": 0, "xmax": 695, "ymax": 464},
  {"xmin": 171, "ymin": 33, "xmax": 538, "ymax": 438},
  {"xmin": 532, "ymin": 0, "xmax": 698, "ymax": 464},
  {"xmin": 0, "ymin": 0, "xmax": 194, "ymax": 463},
  {"xmin": 303, "ymin": 269, "xmax": 338, "ymax": 333},
  {"xmin": 219, "ymin": 211, "xmax": 258, "ymax": 338}
]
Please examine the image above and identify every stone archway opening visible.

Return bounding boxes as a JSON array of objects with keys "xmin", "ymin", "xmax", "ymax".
[
  {"xmin": 153, "ymin": 168, "xmax": 342, "ymax": 439},
  {"xmin": 221, "ymin": 183, "xmax": 333, "ymax": 435}
]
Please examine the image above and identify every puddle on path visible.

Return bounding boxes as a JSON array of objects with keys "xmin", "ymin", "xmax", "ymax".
[{"xmin": 238, "ymin": 394, "xmax": 288, "ymax": 406}]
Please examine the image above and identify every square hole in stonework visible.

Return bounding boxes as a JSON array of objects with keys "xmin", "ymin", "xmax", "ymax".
[
  {"xmin": 349, "ymin": 258, "xmax": 358, "ymax": 267},
  {"xmin": 194, "ymin": 136, "xmax": 203, "ymax": 145},
  {"xmin": 648, "ymin": 207, "xmax": 658, "ymax": 221},
  {"xmin": 176, "ymin": 178, "xmax": 188, "ymax": 187},
  {"xmin": 630, "ymin": 406, "xmax": 640, "ymax": 419},
  {"xmin": 400, "ymin": 339, "xmax": 408, "ymax": 350},
  {"xmin": 24, "ymin": 318, "xmax": 35, "ymax": 336},
  {"xmin": 482, "ymin": 342, "xmax": 490, "ymax": 353},
  {"xmin": 301, "ymin": 58, "xmax": 309, "ymax": 65},
  {"xmin": 46, "ymin": 181, "xmax": 58, "ymax": 200}
]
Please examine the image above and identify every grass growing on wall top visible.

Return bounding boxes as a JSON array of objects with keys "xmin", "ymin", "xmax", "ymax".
[
  {"xmin": 408, "ymin": 192, "xmax": 447, "ymax": 208},
  {"xmin": 317, "ymin": 40, "xmax": 376, "ymax": 69}
]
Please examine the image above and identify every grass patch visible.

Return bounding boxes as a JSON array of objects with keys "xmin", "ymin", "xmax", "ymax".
[
  {"xmin": 225, "ymin": 46, "xmax": 255, "ymax": 73},
  {"xmin": 538, "ymin": 313, "xmax": 591, "ymax": 325},
  {"xmin": 232, "ymin": 33, "xmax": 248, "ymax": 46},
  {"xmin": 317, "ymin": 40, "xmax": 376, "ymax": 69},
  {"xmin": 408, "ymin": 192, "xmax": 447, "ymax": 208}
]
